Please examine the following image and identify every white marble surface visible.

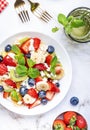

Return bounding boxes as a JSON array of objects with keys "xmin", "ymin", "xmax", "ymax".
[{"xmin": 0, "ymin": 0, "xmax": 90, "ymax": 129}]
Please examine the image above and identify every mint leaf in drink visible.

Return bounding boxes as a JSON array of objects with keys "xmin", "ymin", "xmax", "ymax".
[
  {"xmin": 71, "ymin": 18, "xmax": 85, "ymax": 28},
  {"xmin": 58, "ymin": 13, "xmax": 68, "ymax": 26},
  {"xmin": 16, "ymin": 65, "xmax": 28, "ymax": 76},
  {"xmin": 52, "ymin": 27, "xmax": 59, "ymax": 32},
  {"xmin": 65, "ymin": 25, "xmax": 72, "ymax": 34},
  {"xmin": 67, "ymin": 16, "xmax": 73, "ymax": 22}
]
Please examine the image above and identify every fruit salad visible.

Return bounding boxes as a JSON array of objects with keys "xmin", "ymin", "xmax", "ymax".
[
  {"xmin": 0, "ymin": 37, "xmax": 64, "ymax": 109},
  {"xmin": 53, "ymin": 111, "xmax": 88, "ymax": 130}
]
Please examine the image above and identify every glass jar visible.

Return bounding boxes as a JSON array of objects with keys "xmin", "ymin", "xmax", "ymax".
[{"xmin": 65, "ymin": 7, "xmax": 90, "ymax": 43}]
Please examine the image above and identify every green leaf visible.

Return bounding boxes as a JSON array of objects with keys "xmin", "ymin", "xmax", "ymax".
[
  {"xmin": 58, "ymin": 13, "xmax": 68, "ymax": 26},
  {"xmin": 50, "ymin": 56, "xmax": 58, "ymax": 74},
  {"xmin": 15, "ymin": 54, "xmax": 25, "ymax": 65},
  {"xmin": 16, "ymin": 65, "xmax": 28, "ymax": 76},
  {"xmin": 67, "ymin": 15, "xmax": 74, "ymax": 22},
  {"xmin": 71, "ymin": 18, "xmax": 85, "ymax": 28},
  {"xmin": 19, "ymin": 37, "xmax": 29, "ymax": 44},
  {"xmin": 12, "ymin": 45, "xmax": 21, "ymax": 54},
  {"xmin": 28, "ymin": 68, "xmax": 40, "ymax": 78},
  {"xmin": 52, "ymin": 27, "xmax": 59, "ymax": 32},
  {"xmin": 27, "ymin": 59, "xmax": 35, "ymax": 68},
  {"xmin": 10, "ymin": 90, "xmax": 19, "ymax": 102},
  {"xmin": 65, "ymin": 25, "xmax": 72, "ymax": 34}
]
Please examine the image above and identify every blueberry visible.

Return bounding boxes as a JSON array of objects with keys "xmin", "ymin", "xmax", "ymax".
[
  {"xmin": 0, "ymin": 55, "xmax": 3, "ymax": 62},
  {"xmin": 25, "ymin": 53, "xmax": 31, "ymax": 58},
  {"xmin": 0, "ymin": 85, "xmax": 4, "ymax": 92},
  {"xmin": 19, "ymin": 86, "xmax": 28, "ymax": 96},
  {"xmin": 55, "ymin": 82, "xmax": 60, "ymax": 87},
  {"xmin": 70, "ymin": 96, "xmax": 79, "ymax": 105},
  {"xmin": 28, "ymin": 78, "xmax": 35, "ymax": 86},
  {"xmin": 39, "ymin": 90, "xmax": 46, "ymax": 98},
  {"xmin": 41, "ymin": 98, "xmax": 48, "ymax": 105},
  {"xmin": 5, "ymin": 44, "xmax": 12, "ymax": 52},
  {"xmin": 47, "ymin": 45, "xmax": 55, "ymax": 54}
]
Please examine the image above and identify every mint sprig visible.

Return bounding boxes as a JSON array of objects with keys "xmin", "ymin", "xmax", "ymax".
[{"xmin": 52, "ymin": 13, "xmax": 85, "ymax": 34}]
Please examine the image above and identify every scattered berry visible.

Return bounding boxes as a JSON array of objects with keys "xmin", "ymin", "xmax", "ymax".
[
  {"xmin": 5, "ymin": 44, "xmax": 12, "ymax": 52},
  {"xmin": 47, "ymin": 45, "xmax": 55, "ymax": 54},
  {"xmin": 19, "ymin": 86, "xmax": 28, "ymax": 96},
  {"xmin": 0, "ymin": 85, "xmax": 4, "ymax": 92},
  {"xmin": 70, "ymin": 96, "xmax": 79, "ymax": 105},
  {"xmin": 55, "ymin": 82, "xmax": 60, "ymax": 87},
  {"xmin": 28, "ymin": 78, "xmax": 35, "ymax": 86},
  {"xmin": 41, "ymin": 98, "xmax": 48, "ymax": 105},
  {"xmin": 0, "ymin": 55, "xmax": 3, "ymax": 62},
  {"xmin": 38, "ymin": 90, "xmax": 46, "ymax": 98}
]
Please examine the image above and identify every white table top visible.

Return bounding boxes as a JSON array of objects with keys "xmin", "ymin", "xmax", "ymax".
[{"xmin": 0, "ymin": 0, "xmax": 90, "ymax": 129}]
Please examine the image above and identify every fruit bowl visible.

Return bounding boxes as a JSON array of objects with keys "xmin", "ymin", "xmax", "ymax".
[
  {"xmin": 52, "ymin": 111, "xmax": 88, "ymax": 130},
  {"xmin": 0, "ymin": 31, "xmax": 72, "ymax": 115}
]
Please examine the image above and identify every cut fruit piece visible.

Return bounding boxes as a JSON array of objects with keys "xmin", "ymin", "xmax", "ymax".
[
  {"xmin": 10, "ymin": 69, "xmax": 27, "ymax": 82},
  {"xmin": 36, "ymin": 81, "xmax": 49, "ymax": 91},
  {"xmin": 46, "ymin": 90, "xmax": 55, "ymax": 100}
]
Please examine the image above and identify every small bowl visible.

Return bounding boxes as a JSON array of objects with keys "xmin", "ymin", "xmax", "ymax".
[
  {"xmin": 65, "ymin": 7, "xmax": 90, "ymax": 43},
  {"xmin": 52, "ymin": 111, "xmax": 88, "ymax": 130}
]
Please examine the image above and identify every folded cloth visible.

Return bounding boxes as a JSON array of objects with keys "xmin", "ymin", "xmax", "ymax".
[{"xmin": 0, "ymin": 0, "xmax": 8, "ymax": 13}]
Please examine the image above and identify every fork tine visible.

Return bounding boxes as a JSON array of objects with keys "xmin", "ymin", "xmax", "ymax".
[
  {"xmin": 26, "ymin": 10, "xmax": 30, "ymax": 21},
  {"xmin": 18, "ymin": 12, "xmax": 24, "ymax": 22}
]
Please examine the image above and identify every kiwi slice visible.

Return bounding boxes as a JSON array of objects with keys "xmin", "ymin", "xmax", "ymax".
[{"xmin": 10, "ymin": 69, "xmax": 27, "ymax": 82}]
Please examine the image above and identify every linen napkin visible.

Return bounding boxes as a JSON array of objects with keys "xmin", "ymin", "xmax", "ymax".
[{"xmin": 0, "ymin": 0, "xmax": 8, "ymax": 13}]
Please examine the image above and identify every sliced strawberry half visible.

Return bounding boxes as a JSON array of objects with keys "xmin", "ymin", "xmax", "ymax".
[
  {"xmin": 33, "ymin": 63, "xmax": 47, "ymax": 71},
  {"xmin": 45, "ymin": 54, "xmax": 52, "ymax": 66},
  {"xmin": 4, "ymin": 79, "xmax": 17, "ymax": 88},
  {"xmin": 3, "ymin": 55, "xmax": 17, "ymax": 67},
  {"xmin": 46, "ymin": 90, "xmax": 55, "ymax": 100},
  {"xmin": 20, "ymin": 39, "xmax": 30, "ymax": 54},
  {"xmin": 35, "ymin": 76, "xmax": 43, "ymax": 83},
  {"xmin": 28, "ymin": 98, "xmax": 41, "ymax": 109},
  {"xmin": 47, "ymin": 81, "xmax": 60, "ymax": 93},
  {"xmin": 33, "ymin": 38, "xmax": 41, "ymax": 51},
  {"xmin": 3, "ymin": 92, "xmax": 10, "ymax": 98},
  {"xmin": 27, "ymin": 88, "xmax": 38, "ymax": 98},
  {"xmin": 0, "ymin": 63, "xmax": 8, "ymax": 75}
]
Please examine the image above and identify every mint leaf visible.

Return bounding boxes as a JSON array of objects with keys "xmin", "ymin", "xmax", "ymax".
[
  {"xmin": 67, "ymin": 15, "xmax": 73, "ymax": 22},
  {"xmin": 52, "ymin": 27, "xmax": 59, "ymax": 32},
  {"xmin": 65, "ymin": 25, "xmax": 72, "ymax": 34},
  {"xmin": 27, "ymin": 59, "xmax": 35, "ymax": 68},
  {"xmin": 58, "ymin": 13, "xmax": 68, "ymax": 26},
  {"xmin": 50, "ymin": 56, "xmax": 58, "ymax": 74},
  {"xmin": 16, "ymin": 65, "xmax": 28, "ymax": 76},
  {"xmin": 15, "ymin": 54, "xmax": 25, "ymax": 65},
  {"xmin": 12, "ymin": 45, "xmax": 21, "ymax": 54},
  {"xmin": 28, "ymin": 68, "xmax": 40, "ymax": 78},
  {"xmin": 71, "ymin": 18, "xmax": 85, "ymax": 28}
]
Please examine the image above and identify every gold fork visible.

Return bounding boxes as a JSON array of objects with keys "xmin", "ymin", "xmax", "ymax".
[
  {"xmin": 14, "ymin": 0, "xmax": 30, "ymax": 23},
  {"xmin": 27, "ymin": 0, "xmax": 52, "ymax": 23}
]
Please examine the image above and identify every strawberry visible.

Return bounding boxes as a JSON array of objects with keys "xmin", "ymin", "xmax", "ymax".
[
  {"xmin": 35, "ymin": 76, "xmax": 43, "ymax": 83},
  {"xmin": 4, "ymin": 79, "xmax": 17, "ymax": 88},
  {"xmin": 46, "ymin": 90, "xmax": 55, "ymax": 100},
  {"xmin": 76, "ymin": 115, "xmax": 87, "ymax": 129},
  {"xmin": 3, "ymin": 92, "xmax": 10, "ymax": 98},
  {"xmin": 27, "ymin": 88, "xmax": 38, "ymax": 98},
  {"xmin": 33, "ymin": 63, "xmax": 47, "ymax": 71},
  {"xmin": 63, "ymin": 111, "xmax": 77, "ymax": 125},
  {"xmin": 33, "ymin": 38, "xmax": 41, "ymax": 51},
  {"xmin": 0, "ymin": 63, "xmax": 8, "ymax": 75},
  {"xmin": 47, "ymin": 81, "xmax": 60, "ymax": 93},
  {"xmin": 55, "ymin": 65, "xmax": 61, "ymax": 75},
  {"xmin": 65, "ymin": 127, "xmax": 73, "ymax": 130},
  {"xmin": 20, "ymin": 39, "xmax": 30, "ymax": 54},
  {"xmin": 53, "ymin": 119, "xmax": 66, "ymax": 130},
  {"xmin": 28, "ymin": 98, "xmax": 41, "ymax": 109},
  {"xmin": 45, "ymin": 54, "xmax": 52, "ymax": 66},
  {"xmin": 3, "ymin": 55, "xmax": 16, "ymax": 67}
]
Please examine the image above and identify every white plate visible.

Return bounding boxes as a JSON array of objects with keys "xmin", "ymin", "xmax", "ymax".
[{"xmin": 0, "ymin": 32, "xmax": 72, "ymax": 115}]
